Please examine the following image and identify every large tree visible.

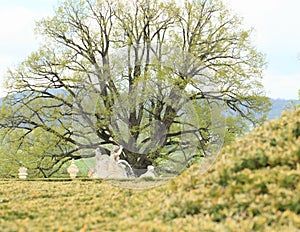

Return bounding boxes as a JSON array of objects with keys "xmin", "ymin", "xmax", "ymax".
[{"xmin": 1, "ymin": 0, "xmax": 269, "ymax": 176}]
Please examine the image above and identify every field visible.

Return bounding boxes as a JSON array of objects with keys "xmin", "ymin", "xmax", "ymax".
[{"xmin": 0, "ymin": 109, "xmax": 299, "ymax": 232}]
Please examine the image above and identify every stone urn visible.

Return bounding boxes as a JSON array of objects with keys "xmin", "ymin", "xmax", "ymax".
[
  {"xmin": 67, "ymin": 159, "xmax": 79, "ymax": 178},
  {"xmin": 18, "ymin": 167, "xmax": 28, "ymax": 179}
]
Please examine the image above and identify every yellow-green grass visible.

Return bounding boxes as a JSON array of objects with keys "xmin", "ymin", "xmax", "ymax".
[{"xmin": 0, "ymin": 109, "xmax": 299, "ymax": 231}]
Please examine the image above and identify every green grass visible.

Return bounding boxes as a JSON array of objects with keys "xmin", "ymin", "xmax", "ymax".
[{"xmin": 0, "ymin": 109, "xmax": 299, "ymax": 231}]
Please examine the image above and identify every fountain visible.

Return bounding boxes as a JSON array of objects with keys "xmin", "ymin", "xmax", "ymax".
[
  {"xmin": 92, "ymin": 145, "xmax": 135, "ymax": 178},
  {"xmin": 118, "ymin": 160, "xmax": 136, "ymax": 178}
]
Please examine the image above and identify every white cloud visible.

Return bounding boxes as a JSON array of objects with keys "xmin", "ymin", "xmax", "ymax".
[
  {"xmin": 226, "ymin": 0, "xmax": 300, "ymax": 100},
  {"xmin": 0, "ymin": 6, "xmax": 48, "ymax": 59},
  {"xmin": 262, "ymin": 71, "xmax": 300, "ymax": 100},
  {"xmin": 0, "ymin": 5, "xmax": 52, "ymax": 97},
  {"xmin": 225, "ymin": 0, "xmax": 300, "ymax": 47}
]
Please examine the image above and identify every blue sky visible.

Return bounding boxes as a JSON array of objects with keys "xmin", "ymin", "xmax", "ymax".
[
  {"xmin": 0, "ymin": 0, "xmax": 299, "ymax": 99},
  {"xmin": 226, "ymin": 0, "xmax": 300, "ymax": 100}
]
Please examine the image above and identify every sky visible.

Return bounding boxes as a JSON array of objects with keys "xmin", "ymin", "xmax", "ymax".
[{"xmin": 0, "ymin": 0, "xmax": 299, "ymax": 99}]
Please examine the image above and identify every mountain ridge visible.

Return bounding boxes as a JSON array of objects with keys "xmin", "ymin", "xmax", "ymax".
[{"xmin": 0, "ymin": 95, "xmax": 298, "ymax": 120}]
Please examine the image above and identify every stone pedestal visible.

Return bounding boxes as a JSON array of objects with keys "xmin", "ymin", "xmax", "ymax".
[
  {"xmin": 67, "ymin": 159, "xmax": 79, "ymax": 178},
  {"xmin": 18, "ymin": 167, "xmax": 28, "ymax": 179}
]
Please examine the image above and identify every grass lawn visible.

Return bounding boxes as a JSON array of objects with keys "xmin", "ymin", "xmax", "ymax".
[
  {"xmin": 0, "ymin": 178, "xmax": 175, "ymax": 231},
  {"xmin": 0, "ymin": 109, "xmax": 299, "ymax": 232}
]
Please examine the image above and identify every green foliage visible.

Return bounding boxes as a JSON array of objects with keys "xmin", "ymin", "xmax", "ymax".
[
  {"xmin": 0, "ymin": 128, "xmax": 73, "ymax": 178},
  {"xmin": 1, "ymin": 0, "xmax": 270, "ymax": 174},
  {"xmin": 164, "ymin": 109, "xmax": 300, "ymax": 229}
]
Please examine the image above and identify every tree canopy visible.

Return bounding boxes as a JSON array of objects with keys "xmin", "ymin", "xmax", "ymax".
[{"xmin": 0, "ymin": 0, "xmax": 270, "ymax": 177}]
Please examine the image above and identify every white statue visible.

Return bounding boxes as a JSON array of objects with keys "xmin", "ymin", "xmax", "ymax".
[
  {"xmin": 118, "ymin": 159, "xmax": 136, "ymax": 178},
  {"xmin": 93, "ymin": 145, "xmax": 129, "ymax": 179},
  {"xmin": 140, "ymin": 165, "xmax": 155, "ymax": 178}
]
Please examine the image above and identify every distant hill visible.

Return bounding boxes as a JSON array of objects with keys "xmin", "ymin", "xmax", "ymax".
[
  {"xmin": 268, "ymin": 98, "xmax": 300, "ymax": 120},
  {"xmin": 0, "ymin": 95, "xmax": 298, "ymax": 120}
]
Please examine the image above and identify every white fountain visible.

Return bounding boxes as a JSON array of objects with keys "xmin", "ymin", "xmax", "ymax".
[
  {"xmin": 92, "ymin": 145, "xmax": 135, "ymax": 178},
  {"xmin": 118, "ymin": 159, "xmax": 136, "ymax": 178}
]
